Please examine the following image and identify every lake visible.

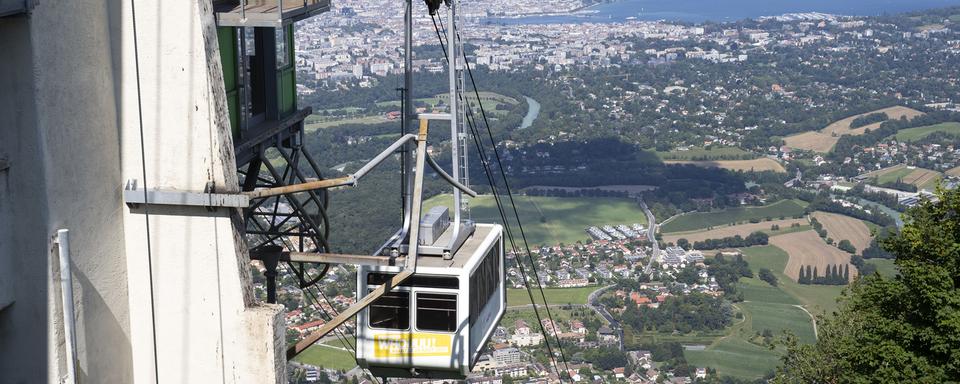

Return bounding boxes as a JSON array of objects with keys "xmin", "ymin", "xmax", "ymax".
[{"xmin": 484, "ymin": 0, "xmax": 960, "ymax": 24}]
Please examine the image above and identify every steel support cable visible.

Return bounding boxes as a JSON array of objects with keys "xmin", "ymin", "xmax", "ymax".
[
  {"xmin": 430, "ymin": 14, "xmax": 566, "ymax": 379},
  {"xmin": 438, "ymin": 14, "xmax": 572, "ymax": 375},
  {"xmin": 129, "ymin": 1, "xmax": 161, "ymax": 381}
]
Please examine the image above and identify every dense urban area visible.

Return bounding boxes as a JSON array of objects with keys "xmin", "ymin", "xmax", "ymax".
[{"xmin": 260, "ymin": 2, "xmax": 960, "ymax": 383}]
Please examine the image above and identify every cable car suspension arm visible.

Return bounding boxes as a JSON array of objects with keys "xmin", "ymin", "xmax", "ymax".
[{"xmin": 286, "ymin": 119, "xmax": 431, "ymax": 360}]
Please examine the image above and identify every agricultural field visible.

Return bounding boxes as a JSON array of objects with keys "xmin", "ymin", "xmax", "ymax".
[
  {"xmin": 948, "ymin": 166, "xmax": 960, "ymax": 177},
  {"xmin": 656, "ymin": 146, "xmax": 755, "ymax": 161},
  {"xmin": 662, "ymin": 218, "xmax": 807, "ymax": 245},
  {"xmin": 893, "ymin": 122, "xmax": 960, "ymax": 141},
  {"xmin": 663, "ymin": 158, "xmax": 786, "ymax": 173},
  {"xmin": 864, "ymin": 164, "xmax": 943, "ymax": 191},
  {"xmin": 810, "ymin": 212, "xmax": 873, "ymax": 255},
  {"xmin": 770, "ymin": 230, "xmax": 858, "ymax": 282},
  {"xmin": 423, "ymin": 194, "xmax": 648, "ymax": 246},
  {"xmin": 784, "ymin": 106, "xmax": 924, "ymax": 152},
  {"xmin": 506, "ymin": 286, "xmax": 598, "ymax": 306},
  {"xmin": 660, "ymin": 199, "xmax": 808, "ymax": 233}
]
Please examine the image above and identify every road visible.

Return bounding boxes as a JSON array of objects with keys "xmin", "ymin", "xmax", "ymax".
[
  {"xmin": 586, "ymin": 284, "xmax": 625, "ymax": 351},
  {"xmin": 639, "ymin": 199, "xmax": 659, "ymax": 275}
]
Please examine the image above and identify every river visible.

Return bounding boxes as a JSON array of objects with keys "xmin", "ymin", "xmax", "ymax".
[{"xmin": 518, "ymin": 96, "xmax": 540, "ymax": 130}]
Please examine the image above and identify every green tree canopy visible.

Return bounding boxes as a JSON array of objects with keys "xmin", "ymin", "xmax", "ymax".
[{"xmin": 774, "ymin": 188, "xmax": 960, "ymax": 383}]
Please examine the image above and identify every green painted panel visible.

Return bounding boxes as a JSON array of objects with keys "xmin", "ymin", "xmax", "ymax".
[
  {"xmin": 278, "ymin": 68, "xmax": 295, "ymax": 117},
  {"xmin": 217, "ymin": 27, "xmax": 240, "ymax": 138}
]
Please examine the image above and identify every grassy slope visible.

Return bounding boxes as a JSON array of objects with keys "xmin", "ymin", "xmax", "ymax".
[
  {"xmin": 661, "ymin": 200, "xmax": 808, "ymax": 233},
  {"xmin": 893, "ymin": 122, "xmax": 960, "ymax": 141},
  {"xmin": 685, "ymin": 246, "xmax": 822, "ymax": 379},
  {"xmin": 424, "ymin": 194, "xmax": 648, "ymax": 246},
  {"xmin": 867, "ymin": 258, "xmax": 899, "ymax": 278}
]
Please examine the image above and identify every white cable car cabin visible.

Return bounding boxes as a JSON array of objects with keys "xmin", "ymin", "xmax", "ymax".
[{"xmin": 356, "ymin": 221, "xmax": 505, "ymax": 379}]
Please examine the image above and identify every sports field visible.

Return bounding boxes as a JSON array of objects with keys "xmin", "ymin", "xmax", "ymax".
[
  {"xmin": 893, "ymin": 122, "xmax": 960, "ymax": 141},
  {"xmin": 810, "ymin": 212, "xmax": 872, "ymax": 255},
  {"xmin": 784, "ymin": 106, "xmax": 924, "ymax": 152},
  {"xmin": 423, "ymin": 194, "xmax": 648, "ymax": 246},
  {"xmin": 662, "ymin": 218, "xmax": 807, "ymax": 245},
  {"xmin": 663, "ymin": 158, "xmax": 786, "ymax": 173},
  {"xmin": 660, "ymin": 199, "xmax": 808, "ymax": 233}
]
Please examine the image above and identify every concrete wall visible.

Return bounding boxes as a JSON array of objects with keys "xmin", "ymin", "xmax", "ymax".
[{"xmin": 0, "ymin": 0, "xmax": 286, "ymax": 383}]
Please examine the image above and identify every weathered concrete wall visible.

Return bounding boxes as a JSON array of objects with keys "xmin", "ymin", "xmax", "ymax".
[
  {"xmin": 0, "ymin": 0, "xmax": 285, "ymax": 382},
  {"xmin": 117, "ymin": 0, "xmax": 285, "ymax": 382}
]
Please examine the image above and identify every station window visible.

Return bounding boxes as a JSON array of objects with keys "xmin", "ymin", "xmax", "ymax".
[
  {"xmin": 469, "ymin": 240, "xmax": 501, "ymax": 325},
  {"xmin": 275, "ymin": 27, "xmax": 289, "ymax": 69},
  {"xmin": 416, "ymin": 293, "xmax": 457, "ymax": 332},
  {"xmin": 369, "ymin": 290, "xmax": 409, "ymax": 330}
]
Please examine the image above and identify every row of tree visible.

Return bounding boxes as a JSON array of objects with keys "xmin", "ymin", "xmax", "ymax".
[
  {"xmin": 685, "ymin": 231, "xmax": 769, "ymax": 251},
  {"xmin": 797, "ymin": 264, "xmax": 850, "ymax": 285}
]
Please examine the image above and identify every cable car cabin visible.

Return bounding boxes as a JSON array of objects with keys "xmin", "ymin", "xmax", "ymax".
[{"xmin": 356, "ymin": 224, "xmax": 505, "ymax": 379}]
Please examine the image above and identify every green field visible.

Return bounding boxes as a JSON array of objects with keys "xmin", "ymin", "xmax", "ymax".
[
  {"xmin": 304, "ymin": 114, "xmax": 388, "ymax": 131},
  {"xmin": 661, "ymin": 200, "xmax": 809, "ymax": 233},
  {"xmin": 656, "ymin": 146, "xmax": 755, "ymax": 161},
  {"xmin": 506, "ymin": 286, "xmax": 598, "ymax": 306},
  {"xmin": 424, "ymin": 194, "xmax": 648, "ymax": 246},
  {"xmin": 893, "ymin": 122, "xmax": 960, "ymax": 141},
  {"xmin": 867, "ymin": 258, "xmax": 899, "ymax": 278},
  {"xmin": 685, "ymin": 247, "xmax": 821, "ymax": 379},
  {"xmin": 376, "ymin": 92, "xmax": 519, "ymax": 117},
  {"xmin": 738, "ymin": 246, "xmax": 844, "ymax": 314},
  {"xmin": 293, "ymin": 339, "xmax": 359, "ymax": 370}
]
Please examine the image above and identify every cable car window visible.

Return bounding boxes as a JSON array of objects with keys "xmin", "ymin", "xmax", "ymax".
[
  {"xmin": 469, "ymin": 240, "xmax": 501, "ymax": 325},
  {"xmin": 367, "ymin": 273, "xmax": 458, "ymax": 289},
  {"xmin": 369, "ymin": 290, "xmax": 409, "ymax": 330},
  {"xmin": 416, "ymin": 293, "xmax": 458, "ymax": 332}
]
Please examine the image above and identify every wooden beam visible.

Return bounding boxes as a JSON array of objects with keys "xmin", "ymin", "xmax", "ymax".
[
  {"xmin": 243, "ymin": 176, "xmax": 353, "ymax": 199},
  {"xmin": 286, "ymin": 269, "xmax": 414, "ymax": 359}
]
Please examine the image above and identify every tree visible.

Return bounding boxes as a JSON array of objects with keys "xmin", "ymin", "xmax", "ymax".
[
  {"xmin": 774, "ymin": 188, "xmax": 960, "ymax": 382},
  {"xmin": 759, "ymin": 268, "xmax": 778, "ymax": 287},
  {"xmin": 838, "ymin": 239, "xmax": 856, "ymax": 254}
]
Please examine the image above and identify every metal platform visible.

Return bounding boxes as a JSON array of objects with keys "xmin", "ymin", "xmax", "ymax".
[{"xmin": 213, "ymin": 0, "xmax": 331, "ymax": 28}]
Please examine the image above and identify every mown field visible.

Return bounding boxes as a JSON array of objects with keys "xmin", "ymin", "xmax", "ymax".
[
  {"xmin": 506, "ymin": 286, "xmax": 598, "ymax": 306},
  {"xmin": 772, "ymin": 230, "xmax": 857, "ymax": 282},
  {"xmin": 811, "ymin": 211, "xmax": 872, "ymax": 255},
  {"xmin": 663, "ymin": 158, "xmax": 786, "ymax": 173},
  {"xmin": 784, "ymin": 106, "xmax": 924, "ymax": 152},
  {"xmin": 893, "ymin": 122, "xmax": 960, "ymax": 141},
  {"xmin": 660, "ymin": 199, "xmax": 808, "ymax": 233},
  {"xmin": 423, "ymin": 194, "xmax": 648, "ymax": 246}
]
